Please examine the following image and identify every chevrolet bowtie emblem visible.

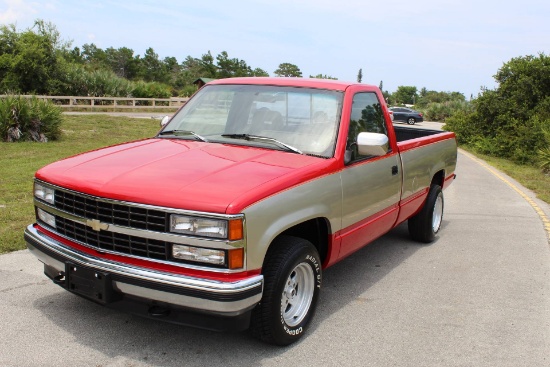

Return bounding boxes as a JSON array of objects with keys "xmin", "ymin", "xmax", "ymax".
[{"xmin": 86, "ymin": 219, "xmax": 109, "ymax": 232}]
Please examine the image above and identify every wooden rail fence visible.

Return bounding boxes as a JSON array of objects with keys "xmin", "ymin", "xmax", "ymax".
[{"xmin": 0, "ymin": 95, "xmax": 189, "ymax": 110}]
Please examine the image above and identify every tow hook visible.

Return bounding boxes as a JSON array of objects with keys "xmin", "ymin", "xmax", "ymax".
[{"xmin": 53, "ymin": 272, "xmax": 65, "ymax": 285}]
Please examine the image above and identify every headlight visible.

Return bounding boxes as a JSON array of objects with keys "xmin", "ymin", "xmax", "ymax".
[
  {"xmin": 170, "ymin": 215, "xmax": 243, "ymax": 240},
  {"xmin": 172, "ymin": 244, "xmax": 244, "ymax": 269},
  {"xmin": 172, "ymin": 244, "xmax": 225, "ymax": 266},
  {"xmin": 34, "ymin": 182, "xmax": 55, "ymax": 205}
]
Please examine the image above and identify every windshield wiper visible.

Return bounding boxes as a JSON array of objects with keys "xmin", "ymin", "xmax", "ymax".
[
  {"xmin": 158, "ymin": 130, "xmax": 208, "ymax": 142},
  {"xmin": 221, "ymin": 134, "xmax": 303, "ymax": 155}
]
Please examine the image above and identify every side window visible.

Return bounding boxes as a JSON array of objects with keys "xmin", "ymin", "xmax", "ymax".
[{"xmin": 346, "ymin": 92, "xmax": 389, "ymax": 163}]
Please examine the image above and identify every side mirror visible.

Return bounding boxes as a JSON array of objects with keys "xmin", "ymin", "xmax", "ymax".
[
  {"xmin": 357, "ymin": 132, "xmax": 389, "ymax": 157},
  {"xmin": 160, "ymin": 115, "xmax": 170, "ymax": 127}
]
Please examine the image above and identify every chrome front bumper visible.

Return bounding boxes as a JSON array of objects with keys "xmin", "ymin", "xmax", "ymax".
[{"xmin": 25, "ymin": 225, "xmax": 263, "ymax": 317}]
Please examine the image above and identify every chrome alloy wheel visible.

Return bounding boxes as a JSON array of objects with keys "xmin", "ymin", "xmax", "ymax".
[
  {"xmin": 281, "ymin": 262, "xmax": 315, "ymax": 327},
  {"xmin": 432, "ymin": 192, "xmax": 443, "ymax": 233}
]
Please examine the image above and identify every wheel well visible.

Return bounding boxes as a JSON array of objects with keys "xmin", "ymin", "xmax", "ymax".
[
  {"xmin": 431, "ymin": 170, "xmax": 445, "ymax": 187},
  {"xmin": 272, "ymin": 218, "xmax": 330, "ymax": 265}
]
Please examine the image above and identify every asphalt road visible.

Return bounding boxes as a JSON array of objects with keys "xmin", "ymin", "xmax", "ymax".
[{"xmin": 1, "ymin": 152, "xmax": 549, "ymax": 366}]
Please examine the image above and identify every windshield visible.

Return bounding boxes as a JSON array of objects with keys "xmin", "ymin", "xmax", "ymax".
[{"xmin": 160, "ymin": 84, "xmax": 343, "ymax": 157}]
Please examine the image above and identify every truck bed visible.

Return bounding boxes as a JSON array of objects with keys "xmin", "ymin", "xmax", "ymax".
[{"xmin": 393, "ymin": 125, "xmax": 445, "ymax": 142}]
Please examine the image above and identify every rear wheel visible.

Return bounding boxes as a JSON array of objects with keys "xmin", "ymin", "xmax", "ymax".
[
  {"xmin": 407, "ymin": 117, "xmax": 416, "ymax": 125},
  {"xmin": 408, "ymin": 185, "xmax": 443, "ymax": 243},
  {"xmin": 250, "ymin": 235, "xmax": 321, "ymax": 346}
]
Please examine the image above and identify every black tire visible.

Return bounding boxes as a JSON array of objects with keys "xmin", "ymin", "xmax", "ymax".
[
  {"xmin": 407, "ymin": 117, "xmax": 416, "ymax": 125},
  {"xmin": 408, "ymin": 185, "xmax": 444, "ymax": 243},
  {"xmin": 250, "ymin": 235, "xmax": 322, "ymax": 346}
]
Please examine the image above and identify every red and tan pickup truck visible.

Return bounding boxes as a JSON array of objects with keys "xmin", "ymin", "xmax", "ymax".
[{"xmin": 25, "ymin": 77, "xmax": 457, "ymax": 345}]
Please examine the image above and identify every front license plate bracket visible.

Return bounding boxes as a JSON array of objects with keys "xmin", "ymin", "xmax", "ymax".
[{"xmin": 66, "ymin": 262, "xmax": 120, "ymax": 304}]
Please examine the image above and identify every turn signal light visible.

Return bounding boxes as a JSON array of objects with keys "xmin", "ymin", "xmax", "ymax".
[
  {"xmin": 228, "ymin": 248, "xmax": 244, "ymax": 269},
  {"xmin": 228, "ymin": 219, "xmax": 244, "ymax": 241}
]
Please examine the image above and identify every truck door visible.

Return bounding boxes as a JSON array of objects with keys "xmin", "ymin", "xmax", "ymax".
[{"xmin": 339, "ymin": 92, "xmax": 402, "ymax": 259}]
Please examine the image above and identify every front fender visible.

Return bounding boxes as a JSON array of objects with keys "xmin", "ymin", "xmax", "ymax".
[{"xmin": 242, "ymin": 172, "xmax": 342, "ymax": 270}]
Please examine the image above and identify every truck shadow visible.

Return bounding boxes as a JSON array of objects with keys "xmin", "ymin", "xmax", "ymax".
[{"xmin": 33, "ymin": 221, "xmax": 444, "ymax": 366}]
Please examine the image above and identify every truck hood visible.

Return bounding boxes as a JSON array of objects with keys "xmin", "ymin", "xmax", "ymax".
[{"xmin": 36, "ymin": 139, "xmax": 333, "ymax": 213}]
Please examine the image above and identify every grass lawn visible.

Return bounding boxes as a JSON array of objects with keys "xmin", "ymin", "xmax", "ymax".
[{"xmin": 0, "ymin": 115, "xmax": 160, "ymax": 254}]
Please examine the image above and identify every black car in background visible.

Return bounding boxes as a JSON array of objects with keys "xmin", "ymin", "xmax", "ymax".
[{"xmin": 389, "ymin": 107, "xmax": 424, "ymax": 125}]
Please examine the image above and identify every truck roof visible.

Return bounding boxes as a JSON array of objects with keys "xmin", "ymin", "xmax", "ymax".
[{"xmin": 209, "ymin": 77, "xmax": 375, "ymax": 92}]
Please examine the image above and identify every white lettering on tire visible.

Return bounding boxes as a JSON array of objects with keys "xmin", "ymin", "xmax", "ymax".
[{"xmin": 283, "ymin": 325, "xmax": 303, "ymax": 336}]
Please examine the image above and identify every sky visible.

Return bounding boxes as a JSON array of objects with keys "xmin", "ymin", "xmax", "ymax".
[{"xmin": 1, "ymin": 0, "xmax": 549, "ymax": 98}]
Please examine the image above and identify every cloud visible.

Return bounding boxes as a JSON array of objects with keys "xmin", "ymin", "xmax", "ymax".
[{"xmin": 0, "ymin": 0, "xmax": 38, "ymax": 24}]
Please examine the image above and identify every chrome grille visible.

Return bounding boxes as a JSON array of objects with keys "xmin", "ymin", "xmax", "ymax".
[
  {"xmin": 55, "ymin": 217, "xmax": 168, "ymax": 260},
  {"xmin": 55, "ymin": 190, "xmax": 168, "ymax": 232},
  {"xmin": 53, "ymin": 190, "xmax": 170, "ymax": 260}
]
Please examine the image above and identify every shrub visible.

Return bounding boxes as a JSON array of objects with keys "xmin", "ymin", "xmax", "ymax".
[
  {"xmin": 130, "ymin": 81, "xmax": 172, "ymax": 106},
  {"xmin": 443, "ymin": 110, "xmax": 479, "ymax": 144},
  {"xmin": 57, "ymin": 64, "xmax": 133, "ymax": 97},
  {"xmin": 424, "ymin": 100, "xmax": 473, "ymax": 122},
  {"xmin": 445, "ymin": 111, "xmax": 549, "ymax": 165},
  {"xmin": 0, "ymin": 95, "xmax": 62, "ymax": 142},
  {"xmin": 444, "ymin": 53, "xmax": 550, "ymax": 165},
  {"xmin": 179, "ymin": 84, "xmax": 199, "ymax": 97},
  {"xmin": 132, "ymin": 80, "xmax": 171, "ymax": 99},
  {"xmin": 539, "ymin": 148, "xmax": 550, "ymax": 173},
  {"xmin": 539, "ymin": 126, "xmax": 550, "ymax": 172}
]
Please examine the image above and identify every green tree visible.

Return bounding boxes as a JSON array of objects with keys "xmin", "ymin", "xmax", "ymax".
[
  {"xmin": 138, "ymin": 47, "xmax": 167, "ymax": 82},
  {"xmin": 252, "ymin": 67, "xmax": 269, "ymax": 77},
  {"xmin": 178, "ymin": 52, "xmax": 217, "ymax": 84},
  {"xmin": 216, "ymin": 51, "xmax": 253, "ymax": 78},
  {"xmin": 65, "ymin": 46, "xmax": 84, "ymax": 64},
  {"xmin": 392, "ymin": 86, "xmax": 418, "ymax": 105},
  {"xmin": 445, "ymin": 53, "xmax": 550, "ymax": 165},
  {"xmin": 0, "ymin": 20, "xmax": 68, "ymax": 94},
  {"xmin": 177, "ymin": 56, "xmax": 201, "ymax": 87},
  {"xmin": 274, "ymin": 63, "xmax": 302, "ymax": 77},
  {"xmin": 197, "ymin": 51, "xmax": 218, "ymax": 78},
  {"xmin": 357, "ymin": 68, "xmax": 362, "ymax": 83},
  {"xmin": 81, "ymin": 43, "xmax": 107, "ymax": 69},
  {"xmin": 163, "ymin": 56, "xmax": 181, "ymax": 85},
  {"xmin": 415, "ymin": 89, "xmax": 465, "ymax": 108},
  {"xmin": 104, "ymin": 47, "xmax": 139, "ymax": 79},
  {"xmin": 409, "ymin": 88, "xmax": 468, "ymax": 121},
  {"xmin": 309, "ymin": 74, "xmax": 337, "ymax": 80}
]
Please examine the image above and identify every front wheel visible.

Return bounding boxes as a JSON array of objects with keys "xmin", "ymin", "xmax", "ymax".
[
  {"xmin": 408, "ymin": 185, "xmax": 444, "ymax": 243},
  {"xmin": 250, "ymin": 236, "xmax": 321, "ymax": 346},
  {"xmin": 407, "ymin": 117, "xmax": 416, "ymax": 125}
]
